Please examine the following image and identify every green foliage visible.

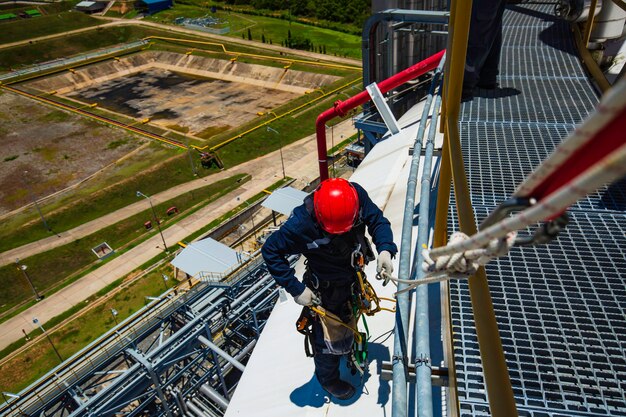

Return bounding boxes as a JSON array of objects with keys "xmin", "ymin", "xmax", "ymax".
[
  {"xmin": 144, "ymin": 4, "xmax": 362, "ymax": 58},
  {"xmin": 284, "ymin": 34, "xmax": 312, "ymax": 51},
  {"xmin": 3, "ymin": 155, "xmax": 19, "ymax": 162}
]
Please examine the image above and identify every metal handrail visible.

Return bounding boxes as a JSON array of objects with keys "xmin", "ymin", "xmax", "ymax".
[
  {"xmin": 413, "ymin": 57, "xmax": 445, "ymax": 417},
  {"xmin": 391, "ymin": 55, "xmax": 446, "ymax": 417}
]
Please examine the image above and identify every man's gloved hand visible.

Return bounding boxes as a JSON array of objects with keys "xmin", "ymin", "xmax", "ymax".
[
  {"xmin": 294, "ymin": 287, "xmax": 320, "ymax": 306},
  {"xmin": 376, "ymin": 250, "xmax": 393, "ymax": 283}
]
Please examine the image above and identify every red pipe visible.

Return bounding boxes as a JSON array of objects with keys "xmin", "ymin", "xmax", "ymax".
[{"xmin": 315, "ymin": 49, "xmax": 446, "ymax": 181}]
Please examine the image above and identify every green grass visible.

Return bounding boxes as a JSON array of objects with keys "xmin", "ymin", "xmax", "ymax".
[
  {"xmin": 0, "ymin": 174, "xmax": 248, "ymax": 318},
  {"xmin": 0, "ymin": 149, "xmax": 217, "ymax": 252},
  {"xmin": 0, "ymin": 11, "xmax": 102, "ymax": 45},
  {"xmin": 0, "ymin": 25, "xmax": 154, "ymax": 71},
  {"xmin": 0, "ymin": 267, "xmax": 167, "ymax": 393},
  {"xmin": 0, "ymin": 177, "xmax": 289, "ymax": 392},
  {"xmin": 146, "ymin": 8, "xmax": 362, "ymax": 59}
]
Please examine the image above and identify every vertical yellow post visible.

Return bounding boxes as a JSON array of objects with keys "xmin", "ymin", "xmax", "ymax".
[
  {"xmin": 439, "ymin": 0, "xmax": 458, "ymax": 134},
  {"xmin": 583, "ymin": 0, "xmax": 598, "ymax": 47},
  {"xmin": 440, "ymin": 0, "xmax": 518, "ymax": 416}
]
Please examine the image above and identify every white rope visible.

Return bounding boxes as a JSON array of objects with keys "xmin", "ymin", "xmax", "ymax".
[
  {"xmin": 380, "ymin": 231, "xmax": 517, "ymax": 295},
  {"xmin": 427, "ymin": 137, "xmax": 626, "ymax": 261},
  {"xmin": 381, "ymin": 142, "xmax": 626, "ymax": 291}
]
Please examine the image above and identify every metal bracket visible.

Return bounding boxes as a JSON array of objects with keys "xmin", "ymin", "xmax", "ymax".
[
  {"xmin": 408, "ymin": 146, "xmax": 442, "ymax": 157},
  {"xmin": 366, "ymin": 82, "xmax": 401, "ymax": 135},
  {"xmin": 381, "ymin": 359, "xmax": 448, "ymax": 385},
  {"xmin": 480, "ymin": 197, "xmax": 569, "ymax": 247}
]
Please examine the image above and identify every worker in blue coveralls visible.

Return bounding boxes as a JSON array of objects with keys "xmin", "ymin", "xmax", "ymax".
[
  {"xmin": 262, "ymin": 178, "xmax": 397, "ymax": 400},
  {"xmin": 462, "ymin": 0, "xmax": 507, "ymax": 99}
]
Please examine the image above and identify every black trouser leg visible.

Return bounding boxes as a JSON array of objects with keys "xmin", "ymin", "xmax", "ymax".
[{"xmin": 311, "ymin": 283, "xmax": 353, "ymax": 386}]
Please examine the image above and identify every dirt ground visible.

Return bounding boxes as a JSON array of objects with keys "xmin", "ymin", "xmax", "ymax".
[
  {"xmin": 66, "ymin": 67, "xmax": 300, "ymax": 136},
  {"xmin": 0, "ymin": 91, "xmax": 142, "ymax": 215},
  {"xmin": 25, "ymin": 51, "xmax": 339, "ymax": 139}
]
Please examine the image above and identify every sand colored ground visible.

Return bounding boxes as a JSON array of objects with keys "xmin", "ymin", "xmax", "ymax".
[
  {"xmin": 0, "ymin": 91, "xmax": 144, "ymax": 214},
  {"xmin": 24, "ymin": 51, "xmax": 340, "ymax": 136}
]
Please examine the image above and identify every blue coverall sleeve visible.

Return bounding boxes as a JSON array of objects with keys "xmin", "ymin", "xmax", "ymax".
[
  {"xmin": 261, "ymin": 218, "xmax": 307, "ymax": 297},
  {"xmin": 353, "ymin": 182, "xmax": 398, "ymax": 256}
]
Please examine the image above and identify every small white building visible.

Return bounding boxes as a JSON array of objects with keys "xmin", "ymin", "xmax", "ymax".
[{"xmin": 75, "ymin": 1, "xmax": 106, "ymax": 13}]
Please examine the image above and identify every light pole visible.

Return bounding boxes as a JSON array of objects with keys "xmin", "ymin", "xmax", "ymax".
[
  {"xmin": 23, "ymin": 170, "xmax": 51, "ymax": 232},
  {"xmin": 110, "ymin": 308, "xmax": 118, "ymax": 325},
  {"xmin": 32, "ymin": 317, "xmax": 62, "ymax": 363},
  {"xmin": 162, "ymin": 274, "xmax": 170, "ymax": 290},
  {"xmin": 15, "ymin": 259, "xmax": 43, "ymax": 301},
  {"xmin": 145, "ymin": 296, "xmax": 162, "ymax": 306},
  {"xmin": 136, "ymin": 191, "xmax": 169, "ymax": 253},
  {"xmin": 266, "ymin": 126, "xmax": 286, "ymax": 178}
]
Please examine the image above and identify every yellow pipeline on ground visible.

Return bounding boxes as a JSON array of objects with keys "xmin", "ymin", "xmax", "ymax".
[{"xmin": 143, "ymin": 36, "xmax": 361, "ymax": 71}]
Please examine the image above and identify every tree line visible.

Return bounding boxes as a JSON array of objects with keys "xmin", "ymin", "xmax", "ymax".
[{"xmin": 224, "ymin": 0, "xmax": 371, "ymax": 27}]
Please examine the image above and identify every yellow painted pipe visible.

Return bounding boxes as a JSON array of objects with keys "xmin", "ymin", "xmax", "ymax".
[
  {"xmin": 573, "ymin": 24, "xmax": 611, "ymax": 92},
  {"xmin": 144, "ymin": 36, "xmax": 360, "ymax": 71},
  {"xmin": 442, "ymin": 1, "xmax": 518, "ymax": 415},
  {"xmin": 583, "ymin": 0, "xmax": 598, "ymax": 47}
]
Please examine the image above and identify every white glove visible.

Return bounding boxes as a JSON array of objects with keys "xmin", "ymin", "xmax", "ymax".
[
  {"xmin": 294, "ymin": 287, "xmax": 320, "ymax": 306},
  {"xmin": 376, "ymin": 250, "xmax": 394, "ymax": 281}
]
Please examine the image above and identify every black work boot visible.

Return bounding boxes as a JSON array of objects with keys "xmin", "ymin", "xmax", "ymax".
[{"xmin": 321, "ymin": 379, "xmax": 356, "ymax": 400}]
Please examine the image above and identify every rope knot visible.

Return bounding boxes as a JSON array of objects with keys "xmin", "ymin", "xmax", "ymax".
[{"xmin": 422, "ymin": 231, "xmax": 517, "ymax": 279}]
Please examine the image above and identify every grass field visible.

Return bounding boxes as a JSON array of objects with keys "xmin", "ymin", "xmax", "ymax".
[
  {"xmin": 146, "ymin": 8, "xmax": 362, "ymax": 59},
  {"xmin": 0, "ymin": 173, "xmax": 248, "ymax": 318},
  {"xmin": 0, "ymin": 147, "xmax": 215, "ymax": 252},
  {"xmin": 0, "ymin": 177, "xmax": 290, "ymax": 393},
  {"xmin": 0, "ymin": 25, "xmax": 173, "ymax": 72},
  {"xmin": 0, "ymin": 267, "xmax": 168, "ymax": 393},
  {"xmin": 0, "ymin": 11, "xmax": 103, "ymax": 45}
]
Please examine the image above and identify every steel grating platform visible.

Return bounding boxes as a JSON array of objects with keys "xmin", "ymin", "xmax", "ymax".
[
  {"xmin": 449, "ymin": 3, "xmax": 626, "ymax": 416},
  {"xmin": 449, "ymin": 209, "xmax": 626, "ymax": 417},
  {"xmin": 459, "ymin": 78, "xmax": 597, "ymax": 124},
  {"xmin": 458, "ymin": 122, "xmax": 626, "ymax": 212}
]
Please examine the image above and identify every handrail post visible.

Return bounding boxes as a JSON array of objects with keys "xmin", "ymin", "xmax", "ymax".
[
  {"xmin": 441, "ymin": 0, "xmax": 518, "ymax": 416},
  {"xmin": 583, "ymin": 0, "xmax": 599, "ymax": 47}
]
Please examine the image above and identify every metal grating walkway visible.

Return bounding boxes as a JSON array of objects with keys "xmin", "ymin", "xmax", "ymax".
[{"xmin": 449, "ymin": 3, "xmax": 626, "ymax": 416}]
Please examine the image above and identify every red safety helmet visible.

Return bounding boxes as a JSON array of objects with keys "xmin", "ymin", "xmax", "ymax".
[{"xmin": 313, "ymin": 178, "xmax": 359, "ymax": 234}]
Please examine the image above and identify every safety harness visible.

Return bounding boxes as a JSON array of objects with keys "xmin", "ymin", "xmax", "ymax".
[{"xmin": 295, "ymin": 243, "xmax": 396, "ymax": 375}]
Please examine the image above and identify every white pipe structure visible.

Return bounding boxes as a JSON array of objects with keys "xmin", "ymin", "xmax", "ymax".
[{"xmin": 197, "ymin": 336, "xmax": 246, "ymax": 373}]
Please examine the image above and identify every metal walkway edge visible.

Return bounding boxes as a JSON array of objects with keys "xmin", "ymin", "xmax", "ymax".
[{"xmin": 450, "ymin": 4, "xmax": 626, "ymax": 417}]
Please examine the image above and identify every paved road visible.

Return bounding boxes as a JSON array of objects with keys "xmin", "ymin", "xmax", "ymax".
[{"xmin": 0, "ymin": 120, "xmax": 356, "ymax": 351}]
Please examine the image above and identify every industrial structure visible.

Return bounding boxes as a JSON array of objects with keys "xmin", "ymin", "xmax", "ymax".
[{"xmin": 1, "ymin": 1, "xmax": 625, "ymax": 417}]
